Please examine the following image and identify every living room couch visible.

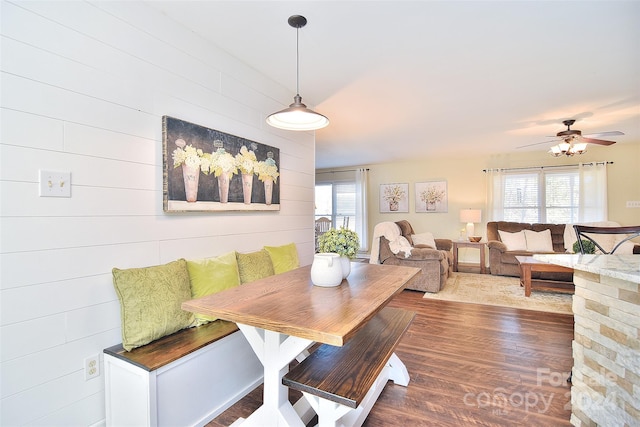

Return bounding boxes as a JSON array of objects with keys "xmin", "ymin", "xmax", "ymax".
[
  {"xmin": 371, "ymin": 220, "xmax": 452, "ymax": 293},
  {"xmin": 486, "ymin": 221, "xmax": 572, "ymax": 282},
  {"xmin": 487, "ymin": 220, "xmax": 640, "ymax": 282}
]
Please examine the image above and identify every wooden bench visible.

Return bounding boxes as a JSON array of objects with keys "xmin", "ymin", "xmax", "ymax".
[
  {"xmin": 103, "ymin": 320, "xmax": 263, "ymax": 427},
  {"xmin": 283, "ymin": 306, "xmax": 415, "ymax": 427}
]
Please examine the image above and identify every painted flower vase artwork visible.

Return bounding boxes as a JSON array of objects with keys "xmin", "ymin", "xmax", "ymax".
[{"xmin": 172, "ymin": 139, "xmax": 204, "ymax": 202}]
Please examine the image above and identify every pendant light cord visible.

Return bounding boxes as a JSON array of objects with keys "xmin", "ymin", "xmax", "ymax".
[{"xmin": 295, "ymin": 25, "xmax": 300, "ymax": 96}]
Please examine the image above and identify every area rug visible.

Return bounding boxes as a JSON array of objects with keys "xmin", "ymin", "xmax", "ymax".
[{"xmin": 423, "ymin": 272, "xmax": 572, "ymax": 315}]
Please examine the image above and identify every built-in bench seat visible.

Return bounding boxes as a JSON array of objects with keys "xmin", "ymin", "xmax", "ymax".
[
  {"xmin": 104, "ymin": 244, "xmax": 301, "ymax": 426},
  {"xmin": 104, "ymin": 320, "xmax": 262, "ymax": 427},
  {"xmin": 283, "ymin": 306, "xmax": 415, "ymax": 427}
]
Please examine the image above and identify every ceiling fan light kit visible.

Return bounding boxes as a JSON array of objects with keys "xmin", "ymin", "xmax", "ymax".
[
  {"xmin": 539, "ymin": 119, "xmax": 622, "ymax": 157},
  {"xmin": 266, "ymin": 15, "xmax": 329, "ymax": 131},
  {"xmin": 549, "ymin": 141, "xmax": 587, "ymax": 157}
]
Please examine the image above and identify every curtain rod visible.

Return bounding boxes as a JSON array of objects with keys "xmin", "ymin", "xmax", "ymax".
[
  {"xmin": 316, "ymin": 168, "xmax": 370, "ymax": 174},
  {"xmin": 482, "ymin": 161, "xmax": 613, "ymax": 173}
]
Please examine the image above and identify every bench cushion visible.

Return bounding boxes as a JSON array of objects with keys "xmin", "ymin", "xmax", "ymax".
[
  {"xmin": 187, "ymin": 251, "xmax": 241, "ymax": 325},
  {"xmin": 112, "ymin": 259, "xmax": 196, "ymax": 351}
]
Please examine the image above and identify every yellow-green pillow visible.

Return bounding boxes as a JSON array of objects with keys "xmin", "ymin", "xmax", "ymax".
[
  {"xmin": 236, "ymin": 249, "xmax": 275, "ymax": 284},
  {"xmin": 112, "ymin": 259, "xmax": 196, "ymax": 351},
  {"xmin": 264, "ymin": 243, "xmax": 300, "ymax": 274},
  {"xmin": 187, "ymin": 251, "xmax": 241, "ymax": 325}
]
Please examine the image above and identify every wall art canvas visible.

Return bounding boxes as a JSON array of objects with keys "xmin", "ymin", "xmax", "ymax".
[
  {"xmin": 379, "ymin": 183, "xmax": 409, "ymax": 213},
  {"xmin": 163, "ymin": 116, "xmax": 280, "ymax": 212},
  {"xmin": 415, "ymin": 181, "xmax": 448, "ymax": 213}
]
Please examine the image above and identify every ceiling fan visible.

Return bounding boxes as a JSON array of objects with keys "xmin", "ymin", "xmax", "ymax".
[{"xmin": 518, "ymin": 119, "xmax": 624, "ymax": 156}]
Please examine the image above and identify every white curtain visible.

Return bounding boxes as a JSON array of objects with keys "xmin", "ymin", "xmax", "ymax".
[
  {"xmin": 578, "ymin": 162, "xmax": 608, "ymax": 222},
  {"xmin": 355, "ymin": 168, "xmax": 369, "ymax": 251},
  {"xmin": 485, "ymin": 168, "xmax": 505, "ymax": 222}
]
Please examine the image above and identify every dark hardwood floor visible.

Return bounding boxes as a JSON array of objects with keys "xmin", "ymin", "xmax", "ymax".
[{"xmin": 207, "ymin": 290, "xmax": 574, "ymax": 427}]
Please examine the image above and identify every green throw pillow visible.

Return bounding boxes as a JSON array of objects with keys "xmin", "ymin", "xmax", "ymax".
[
  {"xmin": 236, "ymin": 249, "xmax": 275, "ymax": 284},
  {"xmin": 264, "ymin": 243, "xmax": 300, "ymax": 274},
  {"xmin": 112, "ymin": 259, "xmax": 196, "ymax": 351},
  {"xmin": 187, "ymin": 251, "xmax": 241, "ymax": 325}
]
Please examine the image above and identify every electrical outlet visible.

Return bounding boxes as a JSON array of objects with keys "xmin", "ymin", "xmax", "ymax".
[
  {"xmin": 39, "ymin": 170, "xmax": 71, "ymax": 197},
  {"xmin": 84, "ymin": 355, "xmax": 99, "ymax": 380},
  {"xmin": 626, "ymin": 201, "xmax": 640, "ymax": 208}
]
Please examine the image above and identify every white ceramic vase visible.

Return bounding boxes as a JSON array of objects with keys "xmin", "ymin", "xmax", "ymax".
[
  {"xmin": 310, "ymin": 253, "xmax": 343, "ymax": 287},
  {"xmin": 339, "ymin": 255, "xmax": 351, "ymax": 279}
]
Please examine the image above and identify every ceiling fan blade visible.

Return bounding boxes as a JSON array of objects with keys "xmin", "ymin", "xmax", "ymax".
[
  {"xmin": 517, "ymin": 139, "xmax": 559, "ymax": 149},
  {"xmin": 582, "ymin": 137, "xmax": 616, "ymax": 146},
  {"xmin": 583, "ymin": 130, "xmax": 624, "ymax": 138}
]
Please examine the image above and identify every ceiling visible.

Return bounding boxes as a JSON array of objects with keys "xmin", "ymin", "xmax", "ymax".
[{"xmin": 149, "ymin": 1, "xmax": 640, "ymax": 169}]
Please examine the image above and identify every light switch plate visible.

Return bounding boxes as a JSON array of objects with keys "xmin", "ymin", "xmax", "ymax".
[{"xmin": 39, "ymin": 170, "xmax": 71, "ymax": 197}]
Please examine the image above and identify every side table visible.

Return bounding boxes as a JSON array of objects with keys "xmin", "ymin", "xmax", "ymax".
[{"xmin": 452, "ymin": 240, "xmax": 487, "ymax": 274}]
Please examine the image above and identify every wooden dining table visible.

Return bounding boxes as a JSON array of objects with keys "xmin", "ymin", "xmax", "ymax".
[{"xmin": 182, "ymin": 261, "xmax": 420, "ymax": 427}]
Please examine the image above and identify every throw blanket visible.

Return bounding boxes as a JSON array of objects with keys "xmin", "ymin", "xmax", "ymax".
[
  {"xmin": 370, "ymin": 222, "xmax": 413, "ymax": 264},
  {"xmin": 389, "ymin": 236, "xmax": 413, "ymax": 257}
]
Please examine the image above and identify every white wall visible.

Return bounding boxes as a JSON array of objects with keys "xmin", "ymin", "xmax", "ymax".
[{"xmin": 0, "ymin": 1, "xmax": 315, "ymax": 425}]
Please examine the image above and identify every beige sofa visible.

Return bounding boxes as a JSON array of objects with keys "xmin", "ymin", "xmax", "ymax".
[{"xmin": 374, "ymin": 220, "xmax": 452, "ymax": 293}]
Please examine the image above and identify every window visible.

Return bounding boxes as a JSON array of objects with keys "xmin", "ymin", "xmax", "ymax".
[
  {"xmin": 545, "ymin": 171, "xmax": 580, "ymax": 223},
  {"xmin": 488, "ymin": 163, "xmax": 608, "ymax": 224},
  {"xmin": 315, "ymin": 182, "xmax": 355, "ymax": 231},
  {"xmin": 497, "ymin": 168, "xmax": 580, "ymax": 224},
  {"xmin": 316, "ymin": 168, "xmax": 369, "ymax": 252}
]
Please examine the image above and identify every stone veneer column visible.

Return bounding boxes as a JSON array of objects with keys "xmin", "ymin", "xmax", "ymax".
[{"xmin": 570, "ymin": 270, "xmax": 640, "ymax": 426}]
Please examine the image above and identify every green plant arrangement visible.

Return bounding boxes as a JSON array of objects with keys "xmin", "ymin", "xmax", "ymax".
[
  {"xmin": 318, "ymin": 227, "xmax": 360, "ymax": 259},
  {"xmin": 573, "ymin": 239, "xmax": 596, "ymax": 254}
]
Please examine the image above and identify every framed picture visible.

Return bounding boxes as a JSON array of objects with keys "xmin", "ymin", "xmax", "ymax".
[
  {"xmin": 379, "ymin": 183, "xmax": 409, "ymax": 213},
  {"xmin": 162, "ymin": 116, "xmax": 280, "ymax": 212},
  {"xmin": 415, "ymin": 181, "xmax": 448, "ymax": 213}
]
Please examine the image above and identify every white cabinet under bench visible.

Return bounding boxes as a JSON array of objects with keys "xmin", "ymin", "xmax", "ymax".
[{"xmin": 104, "ymin": 320, "xmax": 262, "ymax": 427}]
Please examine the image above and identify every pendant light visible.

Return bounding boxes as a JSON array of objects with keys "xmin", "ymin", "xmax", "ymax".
[{"xmin": 266, "ymin": 15, "xmax": 329, "ymax": 131}]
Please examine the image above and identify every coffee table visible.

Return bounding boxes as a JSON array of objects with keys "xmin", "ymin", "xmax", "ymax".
[{"xmin": 515, "ymin": 256, "xmax": 575, "ymax": 297}]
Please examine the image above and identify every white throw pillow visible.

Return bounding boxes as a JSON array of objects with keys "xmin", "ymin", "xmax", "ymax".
[
  {"xmin": 411, "ymin": 232, "xmax": 437, "ymax": 249},
  {"xmin": 498, "ymin": 230, "xmax": 527, "ymax": 251},
  {"xmin": 524, "ymin": 229, "xmax": 554, "ymax": 252}
]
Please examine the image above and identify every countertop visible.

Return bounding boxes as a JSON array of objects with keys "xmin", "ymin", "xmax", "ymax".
[{"xmin": 534, "ymin": 253, "xmax": 640, "ymax": 283}]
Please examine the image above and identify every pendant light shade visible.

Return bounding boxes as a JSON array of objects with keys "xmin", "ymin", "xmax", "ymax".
[{"xmin": 266, "ymin": 15, "xmax": 329, "ymax": 131}]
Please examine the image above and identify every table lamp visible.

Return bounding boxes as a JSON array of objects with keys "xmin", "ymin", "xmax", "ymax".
[{"xmin": 460, "ymin": 209, "xmax": 482, "ymax": 240}]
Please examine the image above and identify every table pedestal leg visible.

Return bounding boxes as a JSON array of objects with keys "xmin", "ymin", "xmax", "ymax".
[{"xmin": 234, "ymin": 324, "xmax": 314, "ymax": 427}]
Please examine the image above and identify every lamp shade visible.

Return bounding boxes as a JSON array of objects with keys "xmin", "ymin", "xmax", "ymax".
[
  {"xmin": 266, "ymin": 95, "xmax": 329, "ymax": 131},
  {"xmin": 460, "ymin": 209, "xmax": 482, "ymax": 224}
]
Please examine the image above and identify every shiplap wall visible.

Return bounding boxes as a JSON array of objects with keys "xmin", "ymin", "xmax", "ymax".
[{"xmin": 0, "ymin": 1, "xmax": 315, "ymax": 425}]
